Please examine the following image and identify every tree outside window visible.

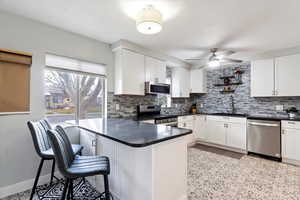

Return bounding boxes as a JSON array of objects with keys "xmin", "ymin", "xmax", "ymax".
[{"xmin": 45, "ymin": 68, "xmax": 105, "ymax": 124}]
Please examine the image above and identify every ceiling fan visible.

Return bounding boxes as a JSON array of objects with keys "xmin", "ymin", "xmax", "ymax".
[{"xmin": 185, "ymin": 48, "xmax": 243, "ymax": 68}]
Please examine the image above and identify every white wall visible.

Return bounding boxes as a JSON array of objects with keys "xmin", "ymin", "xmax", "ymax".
[
  {"xmin": 0, "ymin": 10, "xmax": 114, "ymax": 190},
  {"xmin": 112, "ymin": 39, "xmax": 191, "ymax": 68}
]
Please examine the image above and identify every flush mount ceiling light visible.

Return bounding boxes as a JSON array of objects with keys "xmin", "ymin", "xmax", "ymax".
[
  {"xmin": 208, "ymin": 58, "xmax": 220, "ymax": 67},
  {"xmin": 136, "ymin": 5, "xmax": 162, "ymax": 35}
]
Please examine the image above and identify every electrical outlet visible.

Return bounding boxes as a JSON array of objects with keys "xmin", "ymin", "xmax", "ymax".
[
  {"xmin": 116, "ymin": 104, "xmax": 120, "ymax": 111},
  {"xmin": 275, "ymin": 105, "xmax": 284, "ymax": 111}
]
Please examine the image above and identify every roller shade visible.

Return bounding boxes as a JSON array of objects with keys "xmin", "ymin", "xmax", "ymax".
[
  {"xmin": 46, "ymin": 54, "xmax": 106, "ymax": 75},
  {"xmin": 0, "ymin": 49, "xmax": 31, "ymax": 114}
]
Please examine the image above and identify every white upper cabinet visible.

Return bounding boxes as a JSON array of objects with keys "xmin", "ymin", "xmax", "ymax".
[
  {"xmin": 275, "ymin": 54, "xmax": 300, "ymax": 96},
  {"xmin": 251, "ymin": 59, "xmax": 275, "ymax": 97},
  {"xmin": 114, "ymin": 49, "xmax": 145, "ymax": 95},
  {"xmin": 145, "ymin": 56, "xmax": 166, "ymax": 83},
  {"xmin": 251, "ymin": 54, "xmax": 300, "ymax": 97},
  {"xmin": 171, "ymin": 67, "xmax": 190, "ymax": 98},
  {"xmin": 190, "ymin": 68, "xmax": 207, "ymax": 93}
]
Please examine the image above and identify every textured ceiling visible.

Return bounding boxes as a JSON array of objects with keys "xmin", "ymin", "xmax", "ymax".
[{"xmin": 1, "ymin": 0, "xmax": 300, "ymax": 65}]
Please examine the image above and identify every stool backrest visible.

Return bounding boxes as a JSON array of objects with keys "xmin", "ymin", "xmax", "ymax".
[
  {"xmin": 47, "ymin": 126, "xmax": 75, "ymax": 177},
  {"xmin": 27, "ymin": 119, "xmax": 52, "ymax": 158}
]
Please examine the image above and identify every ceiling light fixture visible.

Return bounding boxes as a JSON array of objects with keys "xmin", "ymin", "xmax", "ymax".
[
  {"xmin": 136, "ymin": 5, "xmax": 162, "ymax": 35},
  {"xmin": 208, "ymin": 59, "xmax": 220, "ymax": 67}
]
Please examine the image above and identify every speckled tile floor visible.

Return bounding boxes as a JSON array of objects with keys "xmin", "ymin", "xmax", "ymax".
[
  {"xmin": 3, "ymin": 145, "xmax": 300, "ymax": 200},
  {"xmin": 188, "ymin": 144, "xmax": 300, "ymax": 200}
]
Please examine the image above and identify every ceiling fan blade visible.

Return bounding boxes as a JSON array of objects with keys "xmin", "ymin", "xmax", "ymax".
[
  {"xmin": 220, "ymin": 58, "xmax": 243, "ymax": 63},
  {"xmin": 185, "ymin": 58, "xmax": 206, "ymax": 61},
  {"xmin": 215, "ymin": 50, "xmax": 235, "ymax": 57},
  {"xmin": 194, "ymin": 65, "xmax": 207, "ymax": 69}
]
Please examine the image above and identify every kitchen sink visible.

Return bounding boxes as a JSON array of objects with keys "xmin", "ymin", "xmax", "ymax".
[{"xmin": 210, "ymin": 113, "xmax": 247, "ymax": 117}]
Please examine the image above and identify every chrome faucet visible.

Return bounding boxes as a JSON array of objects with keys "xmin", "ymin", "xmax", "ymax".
[{"xmin": 230, "ymin": 95, "xmax": 236, "ymax": 114}]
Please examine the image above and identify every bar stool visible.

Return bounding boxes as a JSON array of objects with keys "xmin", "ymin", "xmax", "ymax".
[
  {"xmin": 47, "ymin": 125, "xmax": 111, "ymax": 200},
  {"xmin": 27, "ymin": 119, "xmax": 83, "ymax": 200}
]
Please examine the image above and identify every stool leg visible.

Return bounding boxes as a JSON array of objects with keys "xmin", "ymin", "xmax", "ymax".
[
  {"xmin": 29, "ymin": 159, "xmax": 44, "ymax": 200},
  {"xmin": 67, "ymin": 179, "xmax": 74, "ymax": 200},
  {"xmin": 103, "ymin": 175, "xmax": 110, "ymax": 200},
  {"xmin": 61, "ymin": 179, "xmax": 69, "ymax": 200},
  {"xmin": 50, "ymin": 159, "xmax": 55, "ymax": 185}
]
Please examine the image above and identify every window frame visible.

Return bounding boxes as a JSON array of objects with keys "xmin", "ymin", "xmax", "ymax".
[{"xmin": 44, "ymin": 66, "xmax": 107, "ymax": 125}]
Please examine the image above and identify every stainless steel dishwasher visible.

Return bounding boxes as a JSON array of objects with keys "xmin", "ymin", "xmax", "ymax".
[{"xmin": 247, "ymin": 119, "xmax": 281, "ymax": 158}]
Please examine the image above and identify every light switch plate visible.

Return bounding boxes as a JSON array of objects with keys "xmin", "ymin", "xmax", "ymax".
[
  {"xmin": 116, "ymin": 104, "xmax": 120, "ymax": 111},
  {"xmin": 200, "ymin": 104, "xmax": 204, "ymax": 108},
  {"xmin": 275, "ymin": 105, "xmax": 284, "ymax": 111}
]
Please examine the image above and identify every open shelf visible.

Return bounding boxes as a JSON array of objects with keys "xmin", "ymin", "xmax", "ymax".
[
  {"xmin": 220, "ymin": 90, "xmax": 235, "ymax": 94},
  {"xmin": 219, "ymin": 75, "xmax": 235, "ymax": 79},
  {"xmin": 214, "ymin": 82, "xmax": 243, "ymax": 86}
]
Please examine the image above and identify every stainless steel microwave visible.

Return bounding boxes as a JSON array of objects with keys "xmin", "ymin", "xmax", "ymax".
[{"xmin": 145, "ymin": 82, "xmax": 170, "ymax": 94}]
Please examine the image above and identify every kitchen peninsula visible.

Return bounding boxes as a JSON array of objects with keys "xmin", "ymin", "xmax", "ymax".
[{"xmin": 69, "ymin": 118, "xmax": 192, "ymax": 200}]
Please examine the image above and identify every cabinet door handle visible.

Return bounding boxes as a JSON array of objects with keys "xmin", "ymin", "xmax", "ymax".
[
  {"xmin": 248, "ymin": 122, "xmax": 279, "ymax": 127},
  {"xmin": 92, "ymin": 139, "xmax": 97, "ymax": 147},
  {"xmin": 288, "ymin": 122, "xmax": 295, "ymax": 125}
]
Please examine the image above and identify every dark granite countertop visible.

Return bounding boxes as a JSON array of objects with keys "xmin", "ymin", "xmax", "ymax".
[
  {"xmin": 120, "ymin": 112, "xmax": 300, "ymax": 122},
  {"xmin": 247, "ymin": 115, "xmax": 300, "ymax": 121},
  {"xmin": 67, "ymin": 118, "xmax": 192, "ymax": 148}
]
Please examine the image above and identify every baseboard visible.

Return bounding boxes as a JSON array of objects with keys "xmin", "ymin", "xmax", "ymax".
[
  {"xmin": 282, "ymin": 157, "xmax": 300, "ymax": 166},
  {"xmin": 194, "ymin": 140, "xmax": 247, "ymax": 154},
  {"xmin": 187, "ymin": 140, "xmax": 198, "ymax": 147},
  {"xmin": 0, "ymin": 172, "xmax": 62, "ymax": 199}
]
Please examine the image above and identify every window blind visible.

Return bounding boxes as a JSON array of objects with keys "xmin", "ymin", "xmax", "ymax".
[
  {"xmin": 45, "ymin": 54, "xmax": 106, "ymax": 75},
  {"xmin": 0, "ymin": 49, "xmax": 31, "ymax": 114}
]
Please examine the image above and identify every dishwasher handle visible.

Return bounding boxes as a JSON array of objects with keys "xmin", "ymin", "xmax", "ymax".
[{"xmin": 248, "ymin": 122, "xmax": 280, "ymax": 127}]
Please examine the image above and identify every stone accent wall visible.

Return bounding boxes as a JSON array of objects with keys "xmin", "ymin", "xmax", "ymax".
[{"xmin": 196, "ymin": 62, "xmax": 300, "ymax": 116}]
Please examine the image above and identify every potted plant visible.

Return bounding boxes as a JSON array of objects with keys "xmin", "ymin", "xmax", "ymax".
[{"xmin": 286, "ymin": 107, "xmax": 298, "ymax": 118}]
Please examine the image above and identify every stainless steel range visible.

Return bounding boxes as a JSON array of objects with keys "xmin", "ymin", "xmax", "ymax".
[{"xmin": 137, "ymin": 105, "xmax": 178, "ymax": 127}]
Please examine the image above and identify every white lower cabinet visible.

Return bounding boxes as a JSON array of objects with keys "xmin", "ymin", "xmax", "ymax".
[
  {"xmin": 206, "ymin": 120, "xmax": 226, "ymax": 145},
  {"xmin": 179, "ymin": 115, "xmax": 246, "ymax": 150},
  {"xmin": 227, "ymin": 123, "xmax": 246, "ymax": 150},
  {"xmin": 178, "ymin": 116, "xmax": 195, "ymax": 144},
  {"xmin": 194, "ymin": 115, "xmax": 207, "ymax": 140},
  {"xmin": 198, "ymin": 116, "xmax": 246, "ymax": 150},
  {"xmin": 281, "ymin": 121, "xmax": 300, "ymax": 165}
]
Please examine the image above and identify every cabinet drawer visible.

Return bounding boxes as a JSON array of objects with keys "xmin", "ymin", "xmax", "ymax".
[
  {"xmin": 206, "ymin": 115, "xmax": 228, "ymax": 122},
  {"xmin": 282, "ymin": 120, "xmax": 300, "ymax": 129},
  {"xmin": 178, "ymin": 121, "xmax": 193, "ymax": 129},
  {"xmin": 178, "ymin": 115, "xmax": 194, "ymax": 122},
  {"xmin": 229, "ymin": 117, "xmax": 247, "ymax": 124},
  {"xmin": 207, "ymin": 115, "xmax": 246, "ymax": 124}
]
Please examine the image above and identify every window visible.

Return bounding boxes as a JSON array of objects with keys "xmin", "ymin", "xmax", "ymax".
[{"xmin": 45, "ymin": 54, "xmax": 106, "ymax": 124}]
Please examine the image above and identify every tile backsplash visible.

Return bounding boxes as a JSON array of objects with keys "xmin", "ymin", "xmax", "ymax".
[
  {"xmin": 107, "ymin": 92, "xmax": 193, "ymax": 118},
  {"xmin": 195, "ymin": 62, "xmax": 300, "ymax": 116},
  {"xmin": 108, "ymin": 62, "xmax": 300, "ymax": 118}
]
